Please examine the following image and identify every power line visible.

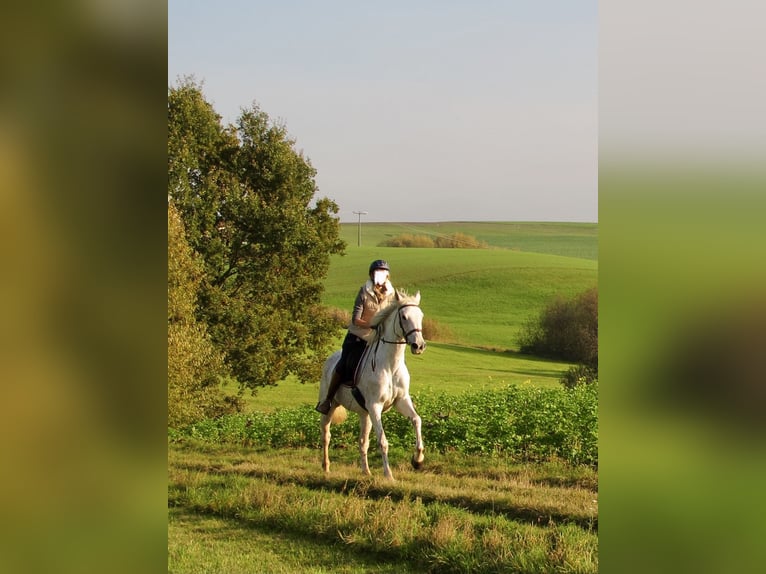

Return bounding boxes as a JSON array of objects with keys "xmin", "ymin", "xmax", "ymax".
[{"xmin": 352, "ymin": 211, "xmax": 368, "ymax": 247}]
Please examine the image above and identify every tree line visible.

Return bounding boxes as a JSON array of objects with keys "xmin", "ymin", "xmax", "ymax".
[{"xmin": 168, "ymin": 78, "xmax": 346, "ymax": 427}]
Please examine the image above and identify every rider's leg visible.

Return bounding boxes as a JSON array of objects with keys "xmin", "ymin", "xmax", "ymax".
[
  {"xmin": 317, "ymin": 334, "xmax": 366, "ymax": 414},
  {"xmin": 316, "ymin": 367, "xmax": 343, "ymax": 414}
]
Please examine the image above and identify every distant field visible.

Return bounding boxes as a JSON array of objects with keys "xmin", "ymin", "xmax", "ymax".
[{"xmin": 340, "ymin": 221, "xmax": 598, "ymax": 260}]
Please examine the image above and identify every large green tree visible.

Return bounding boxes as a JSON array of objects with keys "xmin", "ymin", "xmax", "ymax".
[
  {"xmin": 167, "ymin": 201, "xmax": 237, "ymax": 426},
  {"xmin": 168, "ymin": 78, "xmax": 345, "ymax": 390}
]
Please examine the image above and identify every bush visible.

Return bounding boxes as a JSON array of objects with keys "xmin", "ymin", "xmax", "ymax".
[
  {"xmin": 560, "ymin": 365, "xmax": 598, "ymax": 389},
  {"xmin": 518, "ymin": 286, "xmax": 598, "ymax": 369},
  {"xmin": 434, "ymin": 232, "xmax": 488, "ymax": 249},
  {"xmin": 170, "ymin": 383, "xmax": 598, "ymax": 466},
  {"xmin": 422, "ymin": 316, "xmax": 454, "ymax": 342},
  {"xmin": 518, "ymin": 286, "xmax": 598, "ymax": 388},
  {"xmin": 379, "ymin": 233, "xmax": 435, "ymax": 248},
  {"xmin": 379, "ymin": 232, "xmax": 488, "ymax": 249}
]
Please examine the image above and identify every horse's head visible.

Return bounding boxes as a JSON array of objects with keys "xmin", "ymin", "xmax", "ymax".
[{"xmin": 396, "ymin": 290, "xmax": 426, "ymax": 355}]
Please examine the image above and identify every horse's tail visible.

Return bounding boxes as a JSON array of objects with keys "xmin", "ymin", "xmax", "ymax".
[
  {"xmin": 320, "ymin": 351, "xmax": 346, "ymax": 425},
  {"xmin": 331, "ymin": 406, "xmax": 347, "ymax": 425}
]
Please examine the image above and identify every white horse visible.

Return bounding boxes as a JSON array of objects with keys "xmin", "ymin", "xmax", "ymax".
[{"xmin": 319, "ymin": 290, "xmax": 427, "ymax": 480}]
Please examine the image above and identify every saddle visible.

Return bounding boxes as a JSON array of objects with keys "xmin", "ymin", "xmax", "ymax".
[
  {"xmin": 341, "ymin": 344, "xmax": 372, "ymax": 389},
  {"xmin": 341, "ymin": 344, "xmax": 373, "ymax": 412}
]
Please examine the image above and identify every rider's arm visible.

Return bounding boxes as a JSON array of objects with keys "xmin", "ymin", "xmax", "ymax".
[{"xmin": 351, "ymin": 288, "xmax": 369, "ymax": 328}]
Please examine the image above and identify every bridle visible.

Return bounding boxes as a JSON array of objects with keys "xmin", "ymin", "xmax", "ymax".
[
  {"xmin": 369, "ymin": 303, "xmax": 423, "ymax": 372},
  {"xmin": 378, "ymin": 303, "xmax": 423, "ymax": 345}
]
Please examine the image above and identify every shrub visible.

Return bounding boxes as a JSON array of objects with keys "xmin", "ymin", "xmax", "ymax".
[
  {"xmin": 434, "ymin": 232, "xmax": 488, "ymax": 249},
  {"xmin": 518, "ymin": 286, "xmax": 598, "ymax": 369},
  {"xmin": 379, "ymin": 232, "xmax": 488, "ymax": 249},
  {"xmin": 379, "ymin": 233, "xmax": 435, "ymax": 248},
  {"xmin": 560, "ymin": 365, "xmax": 598, "ymax": 389},
  {"xmin": 422, "ymin": 316, "xmax": 454, "ymax": 342},
  {"xmin": 171, "ymin": 383, "xmax": 598, "ymax": 466}
]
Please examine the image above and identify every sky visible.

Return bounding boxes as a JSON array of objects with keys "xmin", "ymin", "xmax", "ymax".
[{"xmin": 168, "ymin": 1, "xmax": 597, "ymax": 223}]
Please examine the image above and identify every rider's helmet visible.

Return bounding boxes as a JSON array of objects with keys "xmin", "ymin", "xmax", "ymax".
[{"xmin": 368, "ymin": 259, "xmax": 390, "ymax": 276}]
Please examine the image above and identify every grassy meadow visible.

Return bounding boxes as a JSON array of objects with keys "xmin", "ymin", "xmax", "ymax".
[
  {"xmin": 169, "ymin": 442, "xmax": 598, "ymax": 574},
  {"xmin": 338, "ymin": 221, "xmax": 598, "ymax": 260},
  {"xmin": 247, "ymin": 221, "xmax": 597, "ymax": 411},
  {"xmin": 171, "ymin": 222, "xmax": 598, "ymax": 573}
]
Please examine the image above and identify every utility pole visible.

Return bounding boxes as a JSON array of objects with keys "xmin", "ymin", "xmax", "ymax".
[{"xmin": 353, "ymin": 211, "xmax": 367, "ymax": 247}]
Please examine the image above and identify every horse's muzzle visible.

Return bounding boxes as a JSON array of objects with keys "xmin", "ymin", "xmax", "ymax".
[{"xmin": 410, "ymin": 342, "xmax": 426, "ymax": 355}]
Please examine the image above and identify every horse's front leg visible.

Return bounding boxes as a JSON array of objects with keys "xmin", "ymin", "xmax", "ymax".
[
  {"xmin": 395, "ymin": 396, "xmax": 424, "ymax": 470},
  {"xmin": 369, "ymin": 405, "xmax": 393, "ymax": 480},
  {"xmin": 359, "ymin": 413, "xmax": 372, "ymax": 476},
  {"xmin": 320, "ymin": 412, "xmax": 332, "ymax": 474}
]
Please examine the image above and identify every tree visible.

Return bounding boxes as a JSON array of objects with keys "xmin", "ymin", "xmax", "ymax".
[
  {"xmin": 167, "ymin": 202, "xmax": 238, "ymax": 426},
  {"xmin": 168, "ymin": 78, "xmax": 345, "ymax": 390}
]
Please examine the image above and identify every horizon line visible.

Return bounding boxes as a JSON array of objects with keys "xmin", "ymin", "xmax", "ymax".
[{"xmin": 337, "ymin": 219, "xmax": 599, "ymax": 224}]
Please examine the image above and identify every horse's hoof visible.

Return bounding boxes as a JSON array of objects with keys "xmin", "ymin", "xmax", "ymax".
[{"xmin": 411, "ymin": 456, "xmax": 424, "ymax": 470}]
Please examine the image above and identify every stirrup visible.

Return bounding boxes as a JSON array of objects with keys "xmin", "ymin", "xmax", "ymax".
[{"xmin": 315, "ymin": 400, "xmax": 331, "ymax": 414}]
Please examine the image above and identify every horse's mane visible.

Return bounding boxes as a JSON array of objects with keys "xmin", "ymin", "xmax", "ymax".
[{"xmin": 369, "ymin": 290, "xmax": 419, "ymax": 329}]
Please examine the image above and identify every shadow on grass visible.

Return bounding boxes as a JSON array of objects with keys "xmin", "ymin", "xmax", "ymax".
[
  {"xmin": 169, "ymin": 507, "xmax": 419, "ymax": 574},
  {"xmin": 172, "ymin": 457, "xmax": 597, "ymax": 532}
]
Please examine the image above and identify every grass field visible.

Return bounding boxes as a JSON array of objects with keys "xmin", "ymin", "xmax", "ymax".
[
  {"xmin": 172, "ymin": 222, "xmax": 598, "ymax": 572},
  {"xmin": 339, "ymin": 221, "xmax": 598, "ymax": 261},
  {"xmin": 169, "ymin": 441, "xmax": 598, "ymax": 574},
  {"xmin": 247, "ymin": 344, "xmax": 574, "ymax": 413},
  {"xmin": 243, "ymin": 222, "xmax": 597, "ymax": 411}
]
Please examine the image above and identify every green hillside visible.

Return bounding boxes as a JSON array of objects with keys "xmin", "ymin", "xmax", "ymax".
[
  {"xmin": 247, "ymin": 222, "xmax": 597, "ymax": 411},
  {"xmin": 323, "ymin": 245, "xmax": 597, "ymax": 350},
  {"xmin": 340, "ymin": 221, "xmax": 598, "ymax": 260}
]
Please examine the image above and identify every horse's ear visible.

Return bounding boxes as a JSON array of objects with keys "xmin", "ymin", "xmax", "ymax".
[{"xmin": 414, "ymin": 290, "xmax": 421, "ymax": 304}]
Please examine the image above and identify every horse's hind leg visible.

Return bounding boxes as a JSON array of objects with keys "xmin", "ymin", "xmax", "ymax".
[
  {"xmin": 320, "ymin": 412, "xmax": 332, "ymax": 474},
  {"xmin": 395, "ymin": 396, "xmax": 425, "ymax": 470},
  {"xmin": 359, "ymin": 413, "xmax": 372, "ymax": 476}
]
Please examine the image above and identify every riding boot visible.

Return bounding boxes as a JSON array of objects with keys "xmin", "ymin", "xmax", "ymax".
[{"xmin": 315, "ymin": 369, "xmax": 344, "ymax": 414}]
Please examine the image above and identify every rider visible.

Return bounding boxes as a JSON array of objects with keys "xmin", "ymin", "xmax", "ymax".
[{"xmin": 315, "ymin": 259, "xmax": 396, "ymax": 414}]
